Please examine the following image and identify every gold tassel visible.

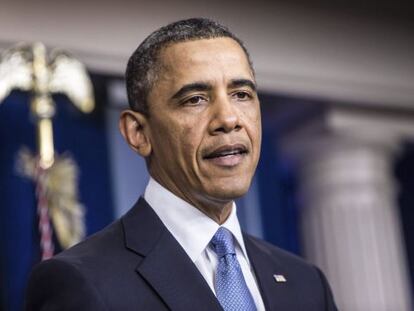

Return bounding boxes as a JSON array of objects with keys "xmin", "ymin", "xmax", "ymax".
[{"xmin": 17, "ymin": 147, "xmax": 86, "ymax": 249}]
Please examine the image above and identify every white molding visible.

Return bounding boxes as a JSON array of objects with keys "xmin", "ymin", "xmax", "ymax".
[
  {"xmin": 256, "ymin": 70, "xmax": 414, "ymax": 109},
  {"xmin": 1, "ymin": 1, "xmax": 413, "ymax": 108}
]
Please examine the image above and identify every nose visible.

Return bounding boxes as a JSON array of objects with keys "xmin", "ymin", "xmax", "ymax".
[{"xmin": 209, "ymin": 95, "xmax": 241, "ymax": 135}]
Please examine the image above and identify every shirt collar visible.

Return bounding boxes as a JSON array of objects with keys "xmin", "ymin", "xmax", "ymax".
[{"xmin": 144, "ymin": 177, "xmax": 249, "ymax": 263}]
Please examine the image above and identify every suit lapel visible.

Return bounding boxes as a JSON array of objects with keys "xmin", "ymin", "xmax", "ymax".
[
  {"xmin": 122, "ymin": 198, "xmax": 222, "ymax": 311},
  {"xmin": 244, "ymin": 234, "xmax": 290, "ymax": 310}
]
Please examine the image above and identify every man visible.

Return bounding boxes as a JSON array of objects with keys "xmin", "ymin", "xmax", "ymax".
[{"xmin": 26, "ymin": 18, "xmax": 337, "ymax": 310}]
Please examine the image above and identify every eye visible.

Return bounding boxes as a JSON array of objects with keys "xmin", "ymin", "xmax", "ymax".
[
  {"xmin": 183, "ymin": 95, "xmax": 207, "ymax": 106},
  {"xmin": 233, "ymin": 91, "xmax": 252, "ymax": 101}
]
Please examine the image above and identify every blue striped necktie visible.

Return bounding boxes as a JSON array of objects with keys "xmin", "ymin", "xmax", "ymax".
[{"xmin": 210, "ymin": 227, "xmax": 257, "ymax": 311}]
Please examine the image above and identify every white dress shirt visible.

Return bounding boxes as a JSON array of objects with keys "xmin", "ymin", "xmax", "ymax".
[{"xmin": 144, "ymin": 177, "xmax": 265, "ymax": 311}]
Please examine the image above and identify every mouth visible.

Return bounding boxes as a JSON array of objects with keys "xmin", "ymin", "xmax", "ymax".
[{"xmin": 203, "ymin": 144, "xmax": 248, "ymax": 167}]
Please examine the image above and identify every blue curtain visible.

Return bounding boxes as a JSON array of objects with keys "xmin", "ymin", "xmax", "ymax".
[
  {"xmin": 396, "ymin": 142, "xmax": 414, "ymax": 293},
  {"xmin": 254, "ymin": 93, "xmax": 300, "ymax": 254},
  {"xmin": 0, "ymin": 89, "xmax": 114, "ymax": 311}
]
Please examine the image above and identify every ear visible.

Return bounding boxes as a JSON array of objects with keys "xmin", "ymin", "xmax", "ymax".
[{"xmin": 119, "ymin": 110, "xmax": 152, "ymax": 157}]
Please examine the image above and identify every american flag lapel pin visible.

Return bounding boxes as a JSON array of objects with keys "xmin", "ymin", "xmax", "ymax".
[{"xmin": 273, "ymin": 274, "xmax": 287, "ymax": 283}]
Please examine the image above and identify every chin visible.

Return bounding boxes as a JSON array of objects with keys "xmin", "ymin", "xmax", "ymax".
[{"xmin": 208, "ymin": 178, "xmax": 252, "ymax": 201}]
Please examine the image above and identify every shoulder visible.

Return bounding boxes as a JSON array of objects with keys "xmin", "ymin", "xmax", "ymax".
[
  {"xmin": 245, "ymin": 233, "xmax": 325, "ymax": 280},
  {"xmin": 25, "ymin": 254, "xmax": 109, "ymax": 310},
  {"xmin": 25, "ymin": 219, "xmax": 131, "ymax": 310},
  {"xmin": 245, "ymin": 233, "xmax": 314, "ymax": 269},
  {"xmin": 244, "ymin": 234, "xmax": 338, "ymax": 310},
  {"xmin": 56, "ymin": 218, "xmax": 123, "ymax": 257},
  {"xmin": 30, "ymin": 216, "xmax": 140, "ymax": 279}
]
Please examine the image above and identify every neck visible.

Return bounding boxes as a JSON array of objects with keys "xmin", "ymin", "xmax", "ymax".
[
  {"xmin": 195, "ymin": 199, "xmax": 233, "ymax": 224},
  {"xmin": 150, "ymin": 175, "xmax": 234, "ymax": 225}
]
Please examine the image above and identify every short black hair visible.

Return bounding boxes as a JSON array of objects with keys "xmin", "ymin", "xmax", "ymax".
[{"xmin": 125, "ymin": 18, "xmax": 253, "ymax": 115}]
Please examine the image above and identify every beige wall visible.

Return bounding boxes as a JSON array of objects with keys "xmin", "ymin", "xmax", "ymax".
[{"xmin": 1, "ymin": 0, "xmax": 413, "ymax": 107}]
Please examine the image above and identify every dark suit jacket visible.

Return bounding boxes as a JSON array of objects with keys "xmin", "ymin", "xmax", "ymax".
[{"xmin": 25, "ymin": 197, "xmax": 337, "ymax": 310}]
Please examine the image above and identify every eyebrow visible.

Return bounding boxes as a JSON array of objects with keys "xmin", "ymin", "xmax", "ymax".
[
  {"xmin": 228, "ymin": 79, "xmax": 257, "ymax": 92},
  {"xmin": 170, "ymin": 78, "xmax": 257, "ymax": 101},
  {"xmin": 171, "ymin": 82, "xmax": 212, "ymax": 100}
]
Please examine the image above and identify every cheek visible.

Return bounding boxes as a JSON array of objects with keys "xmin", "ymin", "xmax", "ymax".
[
  {"xmin": 179, "ymin": 124, "xmax": 203, "ymax": 158},
  {"xmin": 174, "ymin": 124, "xmax": 206, "ymax": 182},
  {"xmin": 243, "ymin": 105, "xmax": 261, "ymax": 136},
  {"xmin": 151, "ymin": 123, "xmax": 181, "ymax": 157}
]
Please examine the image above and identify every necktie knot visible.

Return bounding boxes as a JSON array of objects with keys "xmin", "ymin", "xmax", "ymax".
[{"xmin": 210, "ymin": 227, "xmax": 236, "ymax": 258}]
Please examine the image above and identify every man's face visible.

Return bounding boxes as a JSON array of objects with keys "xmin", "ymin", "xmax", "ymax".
[{"xmin": 146, "ymin": 37, "xmax": 261, "ymax": 212}]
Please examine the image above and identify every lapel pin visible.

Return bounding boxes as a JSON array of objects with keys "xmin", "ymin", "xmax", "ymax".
[{"xmin": 273, "ymin": 274, "xmax": 287, "ymax": 283}]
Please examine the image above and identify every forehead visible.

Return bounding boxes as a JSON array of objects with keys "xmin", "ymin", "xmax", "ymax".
[{"xmin": 157, "ymin": 37, "xmax": 253, "ymax": 84}]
